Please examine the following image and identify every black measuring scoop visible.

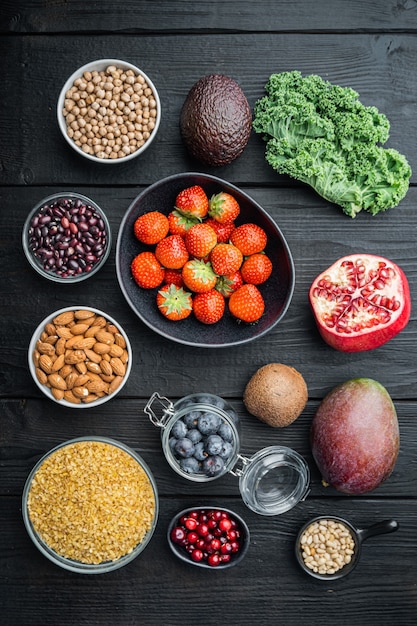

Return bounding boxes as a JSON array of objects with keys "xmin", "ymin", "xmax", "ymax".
[{"xmin": 295, "ymin": 516, "xmax": 399, "ymax": 580}]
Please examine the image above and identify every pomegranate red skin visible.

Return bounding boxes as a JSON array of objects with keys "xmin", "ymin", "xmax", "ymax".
[
  {"xmin": 309, "ymin": 254, "xmax": 411, "ymax": 352},
  {"xmin": 311, "ymin": 378, "xmax": 399, "ymax": 494}
]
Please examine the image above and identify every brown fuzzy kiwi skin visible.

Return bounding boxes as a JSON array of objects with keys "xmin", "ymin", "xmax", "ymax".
[{"xmin": 243, "ymin": 363, "xmax": 308, "ymax": 427}]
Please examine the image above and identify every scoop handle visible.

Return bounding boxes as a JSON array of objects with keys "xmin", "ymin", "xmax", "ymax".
[{"xmin": 357, "ymin": 519, "xmax": 399, "ymax": 543}]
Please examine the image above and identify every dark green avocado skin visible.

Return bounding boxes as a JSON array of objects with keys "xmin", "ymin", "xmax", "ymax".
[{"xmin": 180, "ymin": 74, "xmax": 252, "ymax": 167}]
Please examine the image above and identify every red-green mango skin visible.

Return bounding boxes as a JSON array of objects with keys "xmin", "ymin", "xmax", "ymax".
[{"xmin": 311, "ymin": 378, "xmax": 399, "ymax": 494}]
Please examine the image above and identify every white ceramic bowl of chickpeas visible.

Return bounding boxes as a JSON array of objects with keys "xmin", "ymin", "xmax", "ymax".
[{"xmin": 57, "ymin": 59, "xmax": 161, "ymax": 163}]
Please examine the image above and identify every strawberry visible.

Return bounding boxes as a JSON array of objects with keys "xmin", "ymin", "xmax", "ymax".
[
  {"xmin": 175, "ymin": 185, "xmax": 209, "ymax": 220},
  {"xmin": 185, "ymin": 223, "xmax": 217, "ymax": 258},
  {"xmin": 131, "ymin": 251, "xmax": 165, "ymax": 289},
  {"xmin": 204, "ymin": 218, "xmax": 235, "ymax": 243},
  {"xmin": 193, "ymin": 290, "xmax": 225, "ymax": 324},
  {"xmin": 215, "ymin": 270, "xmax": 244, "ymax": 298},
  {"xmin": 157, "ymin": 284, "xmax": 193, "ymax": 321},
  {"xmin": 241, "ymin": 253, "xmax": 273, "ymax": 285},
  {"xmin": 230, "ymin": 223, "xmax": 267, "ymax": 256},
  {"xmin": 182, "ymin": 259, "xmax": 217, "ymax": 293},
  {"xmin": 133, "ymin": 211, "xmax": 169, "ymax": 245},
  {"xmin": 208, "ymin": 192, "xmax": 240, "ymax": 224},
  {"xmin": 164, "ymin": 268, "xmax": 184, "ymax": 288},
  {"xmin": 229, "ymin": 284, "xmax": 265, "ymax": 323},
  {"xmin": 155, "ymin": 234, "xmax": 189, "ymax": 269},
  {"xmin": 168, "ymin": 210, "xmax": 198, "ymax": 237},
  {"xmin": 210, "ymin": 243, "xmax": 243, "ymax": 276}
]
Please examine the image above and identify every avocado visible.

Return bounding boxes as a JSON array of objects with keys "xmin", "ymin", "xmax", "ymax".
[{"xmin": 180, "ymin": 74, "xmax": 252, "ymax": 167}]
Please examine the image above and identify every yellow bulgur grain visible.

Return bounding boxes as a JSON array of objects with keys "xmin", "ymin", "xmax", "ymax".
[{"xmin": 27, "ymin": 441, "xmax": 155, "ymax": 564}]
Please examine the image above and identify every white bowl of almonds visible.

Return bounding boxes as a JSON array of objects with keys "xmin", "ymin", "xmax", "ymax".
[
  {"xmin": 57, "ymin": 59, "xmax": 161, "ymax": 163},
  {"xmin": 29, "ymin": 306, "xmax": 132, "ymax": 408}
]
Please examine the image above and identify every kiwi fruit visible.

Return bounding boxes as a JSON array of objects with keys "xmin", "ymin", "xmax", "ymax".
[{"xmin": 243, "ymin": 363, "xmax": 308, "ymax": 427}]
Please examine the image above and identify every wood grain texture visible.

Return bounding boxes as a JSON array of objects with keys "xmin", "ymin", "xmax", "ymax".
[
  {"xmin": 1, "ymin": 0, "xmax": 417, "ymax": 33},
  {"xmin": 1, "ymin": 2, "xmax": 417, "ymax": 625}
]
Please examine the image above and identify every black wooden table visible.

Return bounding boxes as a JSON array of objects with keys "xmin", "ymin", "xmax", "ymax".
[{"xmin": 1, "ymin": 2, "xmax": 417, "ymax": 624}]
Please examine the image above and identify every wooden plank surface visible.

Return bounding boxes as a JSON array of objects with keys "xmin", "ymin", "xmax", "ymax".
[{"xmin": 1, "ymin": 1, "xmax": 417, "ymax": 625}]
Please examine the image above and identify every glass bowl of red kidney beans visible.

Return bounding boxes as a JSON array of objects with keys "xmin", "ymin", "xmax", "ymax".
[{"xmin": 22, "ymin": 192, "xmax": 111, "ymax": 283}]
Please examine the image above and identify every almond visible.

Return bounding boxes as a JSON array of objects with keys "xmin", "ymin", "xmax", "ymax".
[
  {"xmin": 55, "ymin": 326, "xmax": 74, "ymax": 339},
  {"xmin": 48, "ymin": 373, "xmax": 67, "ymax": 391},
  {"xmin": 110, "ymin": 357, "xmax": 126, "ymax": 377},
  {"xmin": 64, "ymin": 389, "xmax": 81, "ymax": 404},
  {"xmin": 84, "ymin": 348, "xmax": 102, "ymax": 363},
  {"xmin": 83, "ymin": 393, "xmax": 100, "ymax": 404},
  {"xmin": 86, "ymin": 361, "xmax": 102, "ymax": 375},
  {"xmin": 114, "ymin": 333, "xmax": 127, "ymax": 348},
  {"xmin": 44, "ymin": 335, "xmax": 58, "ymax": 345},
  {"xmin": 109, "ymin": 344, "xmax": 124, "ymax": 358},
  {"xmin": 70, "ymin": 323, "xmax": 90, "ymax": 336},
  {"xmin": 99, "ymin": 360, "xmax": 113, "ymax": 376},
  {"xmin": 85, "ymin": 325, "xmax": 102, "ymax": 338},
  {"xmin": 35, "ymin": 367, "xmax": 48, "ymax": 385},
  {"xmin": 120, "ymin": 349, "xmax": 129, "ymax": 364},
  {"xmin": 75, "ymin": 361, "xmax": 88, "ymax": 374},
  {"xmin": 53, "ymin": 311, "xmax": 75, "ymax": 325},
  {"xmin": 59, "ymin": 364, "xmax": 74, "ymax": 379},
  {"xmin": 55, "ymin": 337, "xmax": 67, "ymax": 356},
  {"xmin": 36, "ymin": 340, "xmax": 55, "ymax": 356},
  {"xmin": 109, "ymin": 375, "xmax": 123, "ymax": 395},
  {"xmin": 65, "ymin": 371, "xmax": 79, "ymax": 390},
  {"xmin": 51, "ymin": 387, "xmax": 65, "ymax": 401},
  {"xmin": 51, "ymin": 353, "xmax": 65, "ymax": 372},
  {"xmin": 71, "ymin": 336, "xmax": 96, "ymax": 350},
  {"xmin": 95, "ymin": 330, "xmax": 115, "ymax": 345},
  {"xmin": 100, "ymin": 374, "xmax": 115, "ymax": 383},
  {"xmin": 45, "ymin": 323, "xmax": 57, "ymax": 336},
  {"xmin": 72, "ymin": 386, "xmax": 89, "ymax": 399},
  {"xmin": 86, "ymin": 379, "xmax": 109, "ymax": 394},
  {"xmin": 93, "ymin": 342, "xmax": 111, "ymax": 355},
  {"xmin": 94, "ymin": 316, "xmax": 107, "ymax": 328},
  {"xmin": 39, "ymin": 354, "xmax": 54, "ymax": 374},
  {"xmin": 74, "ymin": 310, "xmax": 96, "ymax": 320},
  {"xmin": 74, "ymin": 373, "xmax": 91, "ymax": 387},
  {"xmin": 65, "ymin": 349, "xmax": 86, "ymax": 365},
  {"xmin": 33, "ymin": 350, "xmax": 41, "ymax": 368}
]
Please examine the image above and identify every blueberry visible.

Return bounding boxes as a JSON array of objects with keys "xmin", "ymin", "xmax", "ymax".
[
  {"xmin": 171, "ymin": 419, "xmax": 188, "ymax": 439},
  {"xmin": 219, "ymin": 440, "xmax": 233, "ymax": 460},
  {"xmin": 187, "ymin": 428, "xmax": 202, "ymax": 444},
  {"xmin": 174, "ymin": 437, "xmax": 195, "ymax": 458},
  {"xmin": 168, "ymin": 437, "xmax": 178, "ymax": 452},
  {"xmin": 180, "ymin": 457, "xmax": 200, "ymax": 474},
  {"xmin": 205, "ymin": 434, "xmax": 224, "ymax": 456},
  {"xmin": 193, "ymin": 441, "xmax": 207, "ymax": 462},
  {"xmin": 202, "ymin": 455, "xmax": 225, "ymax": 477},
  {"xmin": 225, "ymin": 408, "xmax": 239, "ymax": 424},
  {"xmin": 197, "ymin": 412, "xmax": 221, "ymax": 435},
  {"xmin": 183, "ymin": 410, "xmax": 202, "ymax": 428},
  {"xmin": 218, "ymin": 422, "xmax": 233, "ymax": 442},
  {"xmin": 197, "ymin": 394, "xmax": 224, "ymax": 409}
]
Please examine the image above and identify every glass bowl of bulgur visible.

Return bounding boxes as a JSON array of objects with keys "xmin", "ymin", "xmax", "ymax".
[
  {"xmin": 22, "ymin": 437, "xmax": 158, "ymax": 573},
  {"xmin": 57, "ymin": 59, "xmax": 161, "ymax": 163}
]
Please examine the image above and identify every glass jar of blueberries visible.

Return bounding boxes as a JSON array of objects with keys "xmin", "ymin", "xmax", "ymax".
[{"xmin": 144, "ymin": 392, "xmax": 310, "ymax": 516}]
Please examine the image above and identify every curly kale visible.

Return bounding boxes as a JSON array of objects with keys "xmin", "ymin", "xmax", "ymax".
[{"xmin": 253, "ymin": 71, "xmax": 411, "ymax": 217}]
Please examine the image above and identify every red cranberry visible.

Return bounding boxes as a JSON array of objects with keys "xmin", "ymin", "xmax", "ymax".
[
  {"xmin": 171, "ymin": 526, "xmax": 187, "ymax": 545},
  {"xmin": 207, "ymin": 553, "xmax": 221, "ymax": 567},
  {"xmin": 219, "ymin": 518, "xmax": 232, "ymax": 532},
  {"xmin": 197, "ymin": 523, "xmax": 209, "ymax": 537},
  {"xmin": 221, "ymin": 554, "xmax": 231, "ymax": 564},
  {"xmin": 184, "ymin": 517, "xmax": 198, "ymax": 531},
  {"xmin": 187, "ymin": 531, "xmax": 199, "ymax": 544},
  {"xmin": 191, "ymin": 549, "xmax": 204, "ymax": 562}
]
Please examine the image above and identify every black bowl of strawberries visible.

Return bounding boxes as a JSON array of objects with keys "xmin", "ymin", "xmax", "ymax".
[
  {"xmin": 116, "ymin": 172, "xmax": 295, "ymax": 347},
  {"xmin": 168, "ymin": 506, "xmax": 250, "ymax": 569}
]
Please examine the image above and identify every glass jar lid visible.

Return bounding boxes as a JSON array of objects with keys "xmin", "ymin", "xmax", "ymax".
[{"xmin": 235, "ymin": 446, "xmax": 310, "ymax": 516}]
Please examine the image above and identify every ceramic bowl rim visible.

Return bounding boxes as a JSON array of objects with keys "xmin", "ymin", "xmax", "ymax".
[
  {"xmin": 22, "ymin": 191, "xmax": 111, "ymax": 283},
  {"xmin": 116, "ymin": 172, "xmax": 295, "ymax": 348},
  {"xmin": 28, "ymin": 306, "xmax": 132, "ymax": 408},
  {"xmin": 22, "ymin": 436, "xmax": 159, "ymax": 573},
  {"xmin": 167, "ymin": 505, "xmax": 250, "ymax": 569},
  {"xmin": 57, "ymin": 58, "xmax": 161, "ymax": 164}
]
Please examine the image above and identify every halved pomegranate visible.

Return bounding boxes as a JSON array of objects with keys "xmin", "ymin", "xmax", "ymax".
[{"xmin": 309, "ymin": 254, "xmax": 411, "ymax": 352}]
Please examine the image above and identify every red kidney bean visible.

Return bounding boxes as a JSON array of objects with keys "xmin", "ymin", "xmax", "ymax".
[{"xmin": 27, "ymin": 196, "xmax": 109, "ymax": 279}]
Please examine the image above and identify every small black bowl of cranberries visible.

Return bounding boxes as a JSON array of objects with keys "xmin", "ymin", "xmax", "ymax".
[
  {"xmin": 168, "ymin": 506, "xmax": 250, "ymax": 569},
  {"xmin": 22, "ymin": 192, "xmax": 111, "ymax": 283}
]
